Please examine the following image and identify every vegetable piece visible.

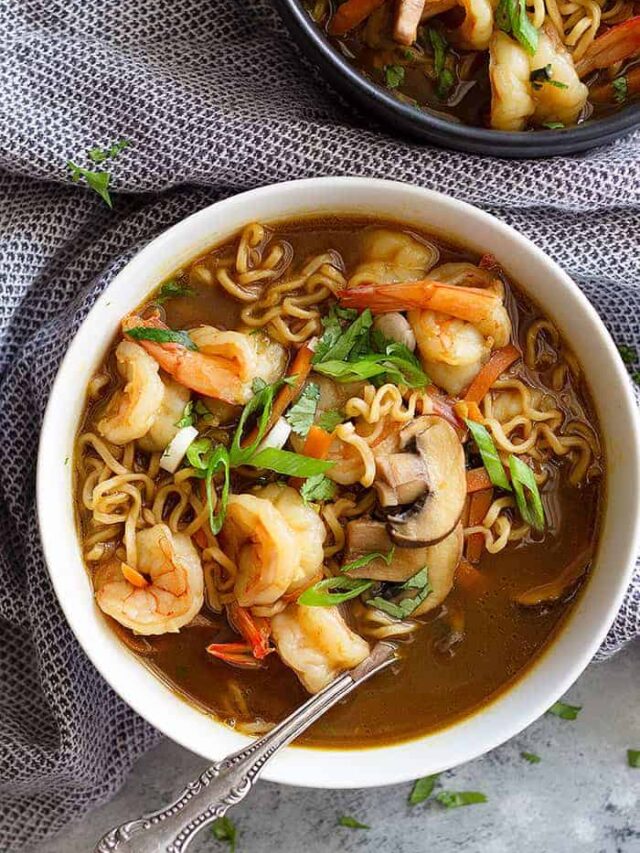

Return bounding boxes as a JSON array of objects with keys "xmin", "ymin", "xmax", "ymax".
[
  {"xmin": 409, "ymin": 774, "xmax": 439, "ymax": 805},
  {"xmin": 466, "ymin": 466, "xmax": 493, "ymax": 493},
  {"xmin": 508, "ymin": 454, "xmax": 545, "ymax": 531},
  {"xmin": 465, "ymin": 488, "xmax": 494, "ymax": 563},
  {"xmin": 256, "ymin": 416, "xmax": 292, "ymax": 452},
  {"xmin": 300, "ymin": 474, "xmax": 336, "ymax": 503},
  {"xmin": 159, "ymin": 425, "xmax": 199, "ymax": 473},
  {"xmin": 548, "ymin": 700, "xmax": 581, "ymax": 720},
  {"xmin": 317, "ymin": 409, "xmax": 343, "ymax": 432},
  {"xmin": 453, "ymin": 399, "xmax": 483, "ymax": 423},
  {"xmin": 338, "ymin": 815, "xmax": 370, "ymax": 830},
  {"xmin": 627, "ymin": 750, "xmax": 640, "ymax": 768},
  {"xmin": 341, "ymin": 548, "xmax": 395, "ymax": 574},
  {"xmin": 156, "ymin": 280, "xmax": 194, "ymax": 303},
  {"xmin": 521, "ymin": 751, "xmax": 541, "ymax": 763},
  {"xmin": 244, "ymin": 344, "xmax": 314, "ymax": 446},
  {"xmin": 428, "ymin": 28, "xmax": 455, "ymax": 98},
  {"xmin": 465, "ymin": 419, "xmax": 511, "ymax": 491},
  {"xmin": 530, "ymin": 64, "xmax": 568, "ymax": 89},
  {"xmin": 302, "ymin": 424, "xmax": 334, "ymax": 459},
  {"xmin": 126, "ymin": 326, "xmax": 198, "ymax": 351},
  {"xmin": 211, "ymin": 816, "xmax": 237, "ymax": 853},
  {"xmin": 88, "ymin": 139, "xmax": 129, "ymax": 162},
  {"xmin": 227, "ymin": 601, "xmax": 272, "ymax": 660},
  {"xmin": 344, "ymin": 520, "xmax": 427, "ymax": 581},
  {"xmin": 463, "ymin": 344, "xmax": 521, "ymax": 403},
  {"xmin": 328, "ymin": 0, "xmax": 386, "ymax": 36},
  {"xmin": 394, "ymin": 0, "xmax": 428, "ymax": 45},
  {"xmin": 120, "ymin": 562, "xmax": 148, "ymax": 588},
  {"xmin": 542, "ymin": 121, "xmax": 565, "ymax": 129},
  {"xmin": 455, "ymin": 557, "xmax": 489, "ymax": 594},
  {"xmin": 515, "ymin": 547, "xmax": 592, "ymax": 606},
  {"xmin": 298, "ymin": 576, "xmax": 373, "ymax": 607},
  {"xmin": 206, "ymin": 642, "xmax": 263, "ymax": 669},
  {"xmin": 247, "ymin": 447, "xmax": 333, "ymax": 478},
  {"xmin": 367, "ymin": 568, "xmax": 432, "ymax": 619},
  {"xmin": 67, "ymin": 163, "xmax": 113, "ymax": 207},
  {"xmin": 575, "ymin": 16, "xmax": 640, "ymax": 78},
  {"xmin": 176, "ymin": 400, "xmax": 195, "ymax": 428},
  {"xmin": 385, "ymin": 65, "xmax": 406, "ymax": 88},
  {"xmin": 436, "ymin": 791, "xmax": 488, "ymax": 808},
  {"xmin": 496, "ymin": 0, "xmax": 538, "ymax": 55},
  {"xmin": 285, "ymin": 382, "xmax": 320, "ymax": 437}
]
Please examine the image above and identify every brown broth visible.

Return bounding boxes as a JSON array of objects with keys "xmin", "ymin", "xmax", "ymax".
[{"xmin": 77, "ymin": 216, "xmax": 603, "ymax": 749}]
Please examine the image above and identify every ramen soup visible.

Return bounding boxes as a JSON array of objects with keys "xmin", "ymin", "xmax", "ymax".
[
  {"xmin": 74, "ymin": 218, "xmax": 603, "ymax": 748},
  {"xmin": 304, "ymin": 0, "xmax": 640, "ymax": 131}
]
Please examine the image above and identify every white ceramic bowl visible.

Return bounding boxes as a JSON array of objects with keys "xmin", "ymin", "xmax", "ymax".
[{"xmin": 38, "ymin": 178, "xmax": 640, "ymax": 788}]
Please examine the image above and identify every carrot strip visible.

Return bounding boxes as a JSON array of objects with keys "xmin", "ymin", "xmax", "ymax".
[
  {"xmin": 453, "ymin": 400, "xmax": 483, "ymax": 423},
  {"xmin": 121, "ymin": 562, "xmax": 148, "ymax": 588},
  {"xmin": 456, "ymin": 558, "xmax": 489, "ymax": 594},
  {"xmin": 466, "ymin": 488, "xmax": 494, "ymax": 563},
  {"xmin": 243, "ymin": 343, "xmax": 314, "ymax": 448},
  {"xmin": 466, "ymin": 466, "xmax": 493, "ymax": 493},
  {"xmin": 227, "ymin": 602, "xmax": 272, "ymax": 660},
  {"xmin": 464, "ymin": 344, "xmax": 521, "ymax": 404},
  {"xmin": 303, "ymin": 425, "xmax": 333, "ymax": 459},
  {"xmin": 328, "ymin": 0, "xmax": 386, "ymax": 36}
]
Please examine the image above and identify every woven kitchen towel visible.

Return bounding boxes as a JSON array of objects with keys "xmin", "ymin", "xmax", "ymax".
[{"xmin": 0, "ymin": 0, "xmax": 639, "ymax": 849}]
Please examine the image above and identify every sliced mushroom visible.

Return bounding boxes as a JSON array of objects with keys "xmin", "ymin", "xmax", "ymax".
[
  {"xmin": 385, "ymin": 415, "xmax": 466, "ymax": 547},
  {"xmin": 344, "ymin": 519, "xmax": 428, "ymax": 581},
  {"xmin": 375, "ymin": 452, "xmax": 428, "ymax": 507},
  {"xmin": 515, "ymin": 547, "xmax": 593, "ymax": 607},
  {"xmin": 394, "ymin": 0, "xmax": 427, "ymax": 45},
  {"xmin": 413, "ymin": 523, "xmax": 463, "ymax": 616}
]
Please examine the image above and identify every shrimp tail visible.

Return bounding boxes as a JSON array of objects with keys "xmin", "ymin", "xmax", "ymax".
[
  {"xmin": 576, "ymin": 16, "xmax": 640, "ymax": 77},
  {"xmin": 206, "ymin": 642, "xmax": 266, "ymax": 669},
  {"xmin": 227, "ymin": 601, "xmax": 273, "ymax": 660}
]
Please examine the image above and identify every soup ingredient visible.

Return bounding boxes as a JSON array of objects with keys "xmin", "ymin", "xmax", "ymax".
[
  {"xmin": 373, "ymin": 312, "xmax": 416, "ymax": 351},
  {"xmin": 159, "ymin": 425, "xmax": 199, "ymax": 474},
  {"xmin": 489, "ymin": 32, "xmax": 535, "ymax": 130},
  {"xmin": 395, "ymin": 0, "xmax": 427, "ymax": 44},
  {"xmin": 548, "ymin": 700, "xmax": 581, "ymax": 719},
  {"xmin": 463, "ymin": 344, "xmax": 520, "ymax": 403},
  {"xmin": 211, "ymin": 816, "xmax": 237, "ymax": 853},
  {"xmin": 575, "ymin": 16, "xmax": 640, "ymax": 78},
  {"xmin": 248, "ymin": 343, "xmax": 315, "ymax": 443},
  {"xmin": 328, "ymin": 0, "xmax": 386, "ymax": 35},
  {"xmin": 156, "ymin": 280, "xmax": 194, "ymax": 303},
  {"xmin": 337, "ymin": 815, "xmax": 370, "ymax": 829},
  {"xmin": 436, "ymin": 790, "xmax": 488, "ymax": 807},
  {"xmin": 496, "ymin": 0, "xmax": 538, "ymax": 54},
  {"xmin": 256, "ymin": 416, "xmax": 292, "ymax": 451},
  {"xmin": 139, "ymin": 377, "xmax": 191, "ymax": 453},
  {"xmin": 521, "ymin": 751, "xmax": 541, "ymax": 763},
  {"xmin": 123, "ymin": 316, "xmax": 286, "ymax": 404},
  {"xmin": 465, "ymin": 419, "xmax": 510, "ymax": 490},
  {"xmin": 300, "ymin": 473, "xmax": 336, "ymax": 503},
  {"xmin": 94, "ymin": 524, "xmax": 203, "ymax": 634},
  {"xmin": 409, "ymin": 774, "xmax": 439, "ymax": 805},
  {"xmin": 515, "ymin": 547, "xmax": 592, "ymax": 605},
  {"xmin": 366, "ymin": 567, "xmax": 432, "ymax": 618},
  {"xmin": 427, "ymin": 28, "xmax": 456, "ymax": 98},
  {"xmin": 350, "ymin": 229, "xmax": 438, "ymax": 286},
  {"xmin": 529, "ymin": 27, "xmax": 588, "ymax": 127},
  {"xmin": 509, "ymin": 454, "xmax": 545, "ymax": 531},
  {"xmin": 383, "ymin": 416, "xmax": 466, "ymax": 546},
  {"xmin": 97, "ymin": 341, "xmax": 164, "ymax": 445},
  {"xmin": 316, "ymin": 409, "xmax": 344, "ymax": 432},
  {"xmin": 627, "ymin": 750, "xmax": 640, "ymax": 768},
  {"xmin": 298, "ymin": 575, "xmax": 375, "ymax": 606},
  {"xmin": 285, "ymin": 383, "xmax": 320, "ymax": 437},
  {"xmin": 271, "ymin": 604, "xmax": 370, "ymax": 692},
  {"xmin": 449, "ymin": 0, "xmax": 494, "ymax": 51}
]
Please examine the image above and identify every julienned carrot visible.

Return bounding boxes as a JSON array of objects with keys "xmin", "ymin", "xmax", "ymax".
[
  {"xmin": 466, "ymin": 488, "xmax": 494, "ymax": 563},
  {"xmin": 289, "ymin": 425, "xmax": 333, "ymax": 490},
  {"xmin": 456, "ymin": 558, "xmax": 489, "ymax": 594},
  {"xmin": 466, "ymin": 466, "xmax": 493, "ymax": 493},
  {"xmin": 464, "ymin": 344, "xmax": 521, "ymax": 404},
  {"xmin": 243, "ymin": 343, "xmax": 314, "ymax": 447},
  {"xmin": 453, "ymin": 399, "xmax": 483, "ymax": 423},
  {"xmin": 328, "ymin": 0, "xmax": 386, "ymax": 36},
  {"xmin": 121, "ymin": 562, "xmax": 148, "ymax": 588}
]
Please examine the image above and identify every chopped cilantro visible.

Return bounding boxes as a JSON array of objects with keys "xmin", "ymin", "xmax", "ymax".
[
  {"xmin": 285, "ymin": 383, "xmax": 320, "ymax": 437},
  {"xmin": 300, "ymin": 473, "xmax": 336, "ymax": 503},
  {"xmin": 67, "ymin": 163, "xmax": 112, "ymax": 208},
  {"xmin": 628, "ymin": 749, "xmax": 640, "ymax": 768},
  {"xmin": 521, "ymin": 751, "xmax": 541, "ymax": 763},
  {"xmin": 612, "ymin": 76, "xmax": 628, "ymax": 104},
  {"xmin": 156, "ymin": 280, "xmax": 194, "ymax": 303},
  {"xmin": 385, "ymin": 65, "xmax": 405, "ymax": 88},
  {"xmin": 316, "ymin": 409, "xmax": 343, "ymax": 432}
]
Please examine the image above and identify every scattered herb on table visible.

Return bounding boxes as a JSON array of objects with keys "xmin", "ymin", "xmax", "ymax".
[
  {"xmin": 436, "ymin": 791, "xmax": 488, "ymax": 808},
  {"xmin": 548, "ymin": 700, "xmax": 582, "ymax": 720},
  {"xmin": 211, "ymin": 816, "xmax": 237, "ymax": 852},
  {"xmin": 627, "ymin": 749, "xmax": 640, "ymax": 768},
  {"xmin": 409, "ymin": 774, "xmax": 439, "ymax": 805},
  {"xmin": 87, "ymin": 138, "xmax": 129, "ymax": 162},
  {"xmin": 521, "ymin": 751, "xmax": 541, "ymax": 764},
  {"xmin": 338, "ymin": 815, "xmax": 370, "ymax": 829},
  {"xmin": 67, "ymin": 138, "xmax": 130, "ymax": 207},
  {"xmin": 618, "ymin": 343, "xmax": 637, "ymax": 364}
]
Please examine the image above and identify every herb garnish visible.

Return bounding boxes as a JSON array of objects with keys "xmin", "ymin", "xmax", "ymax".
[
  {"xmin": 627, "ymin": 749, "xmax": 640, "ymax": 768},
  {"xmin": 428, "ymin": 28, "xmax": 455, "ymax": 99},
  {"xmin": 298, "ymin": 576, "xmax": 374, "ymax": 607},
  {"xmin": 176, "ymin": 400, "xmax": 195, "ymax": 428},
  {"xmin": 126, "ymin": 327, "xmax": 198, "ymax": 351},
  {"xmin": 530, "ymin": 64, "xmax": 568, "ymax": 90},
  {"xmin": 341, "ymin": 548, "xmax": 396, "ymax": 574},
  {"xmin": 612, "ymin": 75, "xmax": 628, "ymax": 103},
  {"xmin": 465, "ymin": 419, "xmax": 511, "ymax": 491},
  {"xmin": 521, "ymin": 751, "xmax": 541, "ymax": 763},
  {"xmin": 156, "ymin": 280, "xmax": 194, "ymax": 303},
  {"xmin": 548, "ymin": 700, "xmax": 581, "ymax": 720},
  {"xmin": 285, "ymin": 382, "xmax": 320, "ymax": 437},
  {"xmin": 385, "ymin": 65, "xmax": 405, "ymax": 88},
  {"xmin": 316, "ymin": 409, "xmax": 343, "ymax": 432},
  {"xmin": 67, "ymin": 138, "xmax": 130, "ymax": 207},
  {"xmin": 211, "ymin": 816, "xmax": 237, "ymax": 852},
  {"xmin": 542, "ymin": 121, "xmax": 565, "ymax": 129},
  {"xmin": 409, "ymin": 774, "xmax": 439, "ymax": 805},
  {"xmin": 338, "ymin": 815, "xmax": 370, "ymax": 829},
  {"xmin": 618, "ymin": 343, "xmax": 637, "ymax": 364},
  {"xmin": 88, "ymin": 139, "xmax": 129, "ymax": 163},
  {"xmin": 436, "ymin": 791, "xmax": 488, "ymax": 808},
  {"xmin": 496, "ymin": 0, "xmax": 538, "ymax": 54},
  {"xmin": 300, "ymin": 474, "xmax": 337, "ymax": 504},
  {"xmin": 509, "ymin": 454, "xmax": 545, "ymax": 531},
  {"xmin": 366, "ymin": 568, "xmax": 432, "ymax": 619}
]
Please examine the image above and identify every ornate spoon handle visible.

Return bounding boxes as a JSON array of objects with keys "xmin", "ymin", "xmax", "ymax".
[{"xmin": 95, "ymin": 641, "xmax": 397, "ymax": 853}]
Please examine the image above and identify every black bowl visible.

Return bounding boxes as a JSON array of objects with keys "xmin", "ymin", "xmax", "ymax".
[{"xmin": 274, "ymin": 0, "xmax": 640, "ymax": 158}]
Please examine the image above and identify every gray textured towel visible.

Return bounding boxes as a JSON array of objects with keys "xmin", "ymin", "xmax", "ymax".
[{"xmin": 0, "ymin": 0, "xmax": 639, "ymax": 849}]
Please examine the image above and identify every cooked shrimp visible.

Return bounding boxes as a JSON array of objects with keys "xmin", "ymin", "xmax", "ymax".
[
  {"xmin": 138, "ymin": 377, "xmax": 191, "ymax": 452},
  {"xmin": 253, "ymin": 484, "xmax": 326, "ymax": 593},
  {"xmin": 220, "ymin": 494, "xmax": 296, "ymax": 607},
  {"xmin": 449, "ymin": 0, "xmax": 494, "ymax": 51},
  {"xmin": 123, "ymin": 315, "xmax": 286, "ymax": 405},
  {"xmin": 411, "ymin": 313, "xmax": 491, "ymax": 396},
  {"xmin": 530, "ymin": 25, "xmax": 588, "ymax": 127},
  {"xmin": 490, "ymin": 32, "xmax": 536, "ymax": 131},
  {"xmin": 349, "ymin": 229, "xmax": 438, "ymax": 286},
  {"xmin": 97, "ymin": 340, "xmax": 165, "ymax": 445},
  {"xmin": 94, "ymin": 524, "xmax": 203, "ymax": 635},
  {"xmin": 271, "ymin": 604, "xmax": 370, "ymax": 693},
  {"xmin": 576, "ymin": 16, "xmax": 640, "ymax": 78}
]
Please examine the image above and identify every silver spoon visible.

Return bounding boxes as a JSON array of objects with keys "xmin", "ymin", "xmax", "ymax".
[{"xmin": 95, "ymin": 641, "xmax": 397, "ymax": 852}]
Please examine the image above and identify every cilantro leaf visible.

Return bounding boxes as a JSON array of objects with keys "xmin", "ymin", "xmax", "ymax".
[
  {"xmin": 300, "ymin": 474, "xmax": 337, "ymax": 503},
  {"xmin": 156, "ymin": 279, "xmax": 194, "ymax": 303},
  {"xmin": 409, "ymin": 774, "xmax": 439, "ymax": 805},
  {"xmin": 366, "ymin": 568, "xmax": 432, "ymax": 619},
  {"xmin": 496, "ymin": 0, "xmax": 538, "ymax": 54},
  {"xmin": 175, "ymin": 400, "xmax": 195, "ymax": 428},
  {"xmin": 385, "ymin": 65, "xmax": 405, "ymax": 88},
  {"xmin": 126, "ymin": 326, "xmax": 198, "ymax": 351},
  {"xmin": 285, "ymin": 383, "xmax": 320, "ymax": 437},
  {"xmin": 428, "ymin": 28, "xmax": 455, "ymax": 98},
  {"xmin": 67, "ymin": 162, "xmax": 112, "ymax": 207},
  {"xmin": 88, "ymin": 138, "xmax": 129, "ymax": 163},
  {"xmin": 612, "ymin": 76, "xmax": 628, "ymax": 103},
  {"xmin": 316, "ymin": 409, "xmax": 343, "ymax": 432}
]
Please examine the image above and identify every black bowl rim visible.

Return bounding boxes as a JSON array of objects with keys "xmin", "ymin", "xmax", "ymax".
[{"xmin": 275, "ymin": 0, "xmax": 640, "ymax": 157}]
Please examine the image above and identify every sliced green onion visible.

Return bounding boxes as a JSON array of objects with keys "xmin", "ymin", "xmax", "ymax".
[
  {"xmin": 298, "ymin": 576, "xmax": 373, "ymax": 607},
  {"xmin": 465, "ymin": 419, "xmax": 511, "ymax": 491},
  {"xmin": 204, "ymin": 446, "xmax": 230, "ymax": 535},
  {"xmin": 247, "ymin": 447, "xmax": 334, "ymax": 478},
  {"xmin": 338, "ymin": 815, "xmax": 370, "ymax": 830},
  {"xmin": 408, "ymin": 774, "xmax": 439, "ymax": 805},
  {"xmin": 126, "ymin": 326, "xmax": 197, "ymax": 351},
  {"xmin": 341, "ymin": 548, "xmax": 395, "ymax": 574},
  {"xmin": 548, "ymin": 700, "xmax": 581, "ymax": 720},
  {"xmin": 627, "ymin": 749, "xmax": 640, "ymax": 768},
  {"xmin": 436, "ymin": 791, "xmax": 487, "ymax": 808},
  {"xmin": 509, "ymin": 454, "xmax": 545, "ymax": 530},
  {"xmin": 521, "ymin": 751, "xmax": 541, "ymax": 763}
]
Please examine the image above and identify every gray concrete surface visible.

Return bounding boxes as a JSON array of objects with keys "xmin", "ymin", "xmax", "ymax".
[{"xmin": 32, "ymin": 640, "xmax": 639, "ymax": 853}]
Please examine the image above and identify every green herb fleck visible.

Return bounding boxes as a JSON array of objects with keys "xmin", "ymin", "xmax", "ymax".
[
  {"xmin": 285, "ymin": 382, "xmax": 320, "ymax": 437},
  {"xmin": 367, "ymin": 568, "xmax": 432, "ymax": 619},
  {"xmin": 298, "ymin": 576, "xmax": 373, "ymax": 607},
  {"xmin": 508, "ymin": 454, "xmax": 545, "ymax": 531},
  {"xmin": 612, "ymin": 75, "xmax": 628, "ymax": 104},
  {"xmin": 211, "ymin": 816, "xmax": 237, "ymax": 852},
  {"xmin": 300, "ymin": 474, "xmax": 337, "ymax": 504},
  {"xmin": 64, "ymin": 456, "xmax": 69, "ymax": 466},
  {"xmin": 87, "ymin": 139, "xmax": 129, "ymax": 163},
  {"xmin": 521, "ymin": 751, "xmax": 541, "ymax": 763},
  {"xmin": 126, "ymin": 326, "xmax": 198, "ymax": 351},
  {"xmin": 67, "ymin": 163, "xmax": 112, "ymax": 207},
  {"xmin": 465, "ymin": 419, "xmax": 511, "ymax": 491},
  {"xmin": 338, "ymin": 815, "xmax": 370, "ymax": 830},
  {"xmin": 409, "ymin": 774, "xmax": 439, "ymax": 805},
  {"xmin": 428, "ymin": 28, "xmax": 455, "ymax": 98},
  {"xmin": 542, "ymin": 121, "xmax": 565, "ymax": 129},
  {"xmin": 436, "ymin": 791, "xmax": 487, "ymax": 808},
  {"xmin": 316, "ymin": 409, "xmax": 343, "ymax": 432},
  {"xmin": 548, "ymin": 700, "xmax": 581, "ymax": 720},
  {"xmin": 385, "ymin": 65, "xmax": 405, "ymax": 88},
  {"xmin": 496, "ymin": 0, "xmax": 538, "ymax": 54},
  {"xmin": 175, "ymin": 400, "xmax": 195, "ymax": 428},
  {"xmin": 627, "ymin": 749, "xmax": 640, "ymax": 768},
  {"xmin": 341, "ymin": 547, "xmax": 395, "ymax": 574},
  {"xmin": 618, "ymin": 344, "xmax": 637, "ymax": 364},
  {"xmin": 156, "ymin": 280, "xmax": 194, "ymax": 303}
]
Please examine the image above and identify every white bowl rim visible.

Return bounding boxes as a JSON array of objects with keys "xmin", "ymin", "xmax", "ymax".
[{"xmin": 37, "ymin": 177, "xmax": 640, "ymax": 789}]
